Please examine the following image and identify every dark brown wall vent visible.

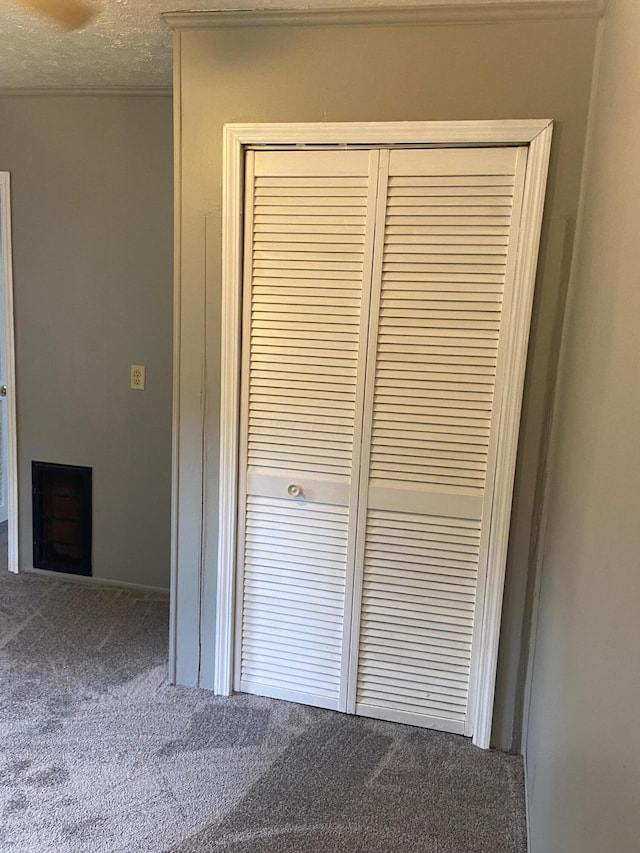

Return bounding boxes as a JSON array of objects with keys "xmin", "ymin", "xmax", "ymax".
[{"xmin": 32, "ymin": 462, "xmax": 92, "ymax": 576}]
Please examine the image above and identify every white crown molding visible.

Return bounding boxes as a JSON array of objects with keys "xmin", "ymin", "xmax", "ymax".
[
  {"xmin": 0, "ymin": 87, "xmax": 172, "ymax": 97},
  {"xmin": 163, "ymin": 1, "xmax": 605, "ymax": 30}
]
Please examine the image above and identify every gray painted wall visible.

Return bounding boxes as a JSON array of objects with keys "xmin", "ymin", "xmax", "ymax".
[
  {"xmin": 0, "ymin": 95, "xmax": 173, "ymax": 589},
  {"xmin": 525, "ymin": 2, "xmax": 640, "ymax": 849},
  {"xmin": 173, "ymin": 18, "xmax": 597, "ymax": 744}
]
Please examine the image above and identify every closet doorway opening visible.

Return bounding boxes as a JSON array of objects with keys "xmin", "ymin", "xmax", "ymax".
[{"xmin": 216, "ymin": 121, "xmax": 552, "ymax": 749}]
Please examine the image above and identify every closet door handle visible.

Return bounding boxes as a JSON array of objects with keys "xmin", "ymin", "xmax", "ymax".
[{"xmin": 287, "ymin": 484, "xmax": 302, "ymax": 497}]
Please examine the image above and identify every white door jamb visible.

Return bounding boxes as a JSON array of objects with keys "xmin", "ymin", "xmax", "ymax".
[{"xmin": 0, "ymin": 173, "xmax": 19, "ymax": 574}]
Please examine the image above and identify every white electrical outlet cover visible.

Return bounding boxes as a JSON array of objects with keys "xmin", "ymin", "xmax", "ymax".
[{"xmin": 130, "ymin": 364, "xmax": 146, "ymax": 390}]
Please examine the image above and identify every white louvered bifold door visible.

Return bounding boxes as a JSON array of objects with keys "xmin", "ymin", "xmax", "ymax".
[
  {"xmin": 350, "ymin": 147, "xmax": 528, "ymax": 735},
  {"xmin": 235, "ymin": 149, "xmax": 379, "ymax": 711}
]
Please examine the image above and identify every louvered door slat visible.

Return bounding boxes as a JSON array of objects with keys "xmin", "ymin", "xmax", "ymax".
[
  {"xmin": 236, "ymin": 150, "xmax": 378, "ymax": 710},
  {"xmin": 353, "ymin": 146, "xmax": 527, "ymax": 735},
  {"xmin": 236, "ymin": 142, "xmax": 537, "ymax": 739}
]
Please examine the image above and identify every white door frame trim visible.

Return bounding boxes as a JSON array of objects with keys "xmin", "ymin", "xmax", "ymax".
[
  {"xmin": 214, "ymin": 119, "xmax": 552, "ymax": 748},
  {"xmin": 0, "ymin": 173, "xmax": 19, "ymax": 574}
]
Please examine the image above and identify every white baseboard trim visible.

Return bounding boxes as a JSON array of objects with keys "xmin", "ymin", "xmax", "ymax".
[{"xmin": 25, "ymin": 567, "xmax": 169, "ymax": 595}]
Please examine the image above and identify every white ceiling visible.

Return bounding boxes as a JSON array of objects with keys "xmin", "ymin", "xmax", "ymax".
[
  {"xmin": 0, "ymin": 0, "xmax": 600, "ymax": 89},
  {"xmin": 0, "ymin": 0, "xmax": 184, "ymax": 88}
]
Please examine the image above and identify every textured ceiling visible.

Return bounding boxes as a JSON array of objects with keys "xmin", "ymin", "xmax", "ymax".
[
  {"xmin": 0, "ymin": 0, "xmax": 182, "ymax": 88},
  {"xmin": 0, "ymin": 0, "xmax": 599, "ymax": 89}
]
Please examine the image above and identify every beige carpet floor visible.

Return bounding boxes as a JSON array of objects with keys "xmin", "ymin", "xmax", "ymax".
[{"xmin": 0, "ymin": 550, "xmax": 527, "ymax": 852}]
